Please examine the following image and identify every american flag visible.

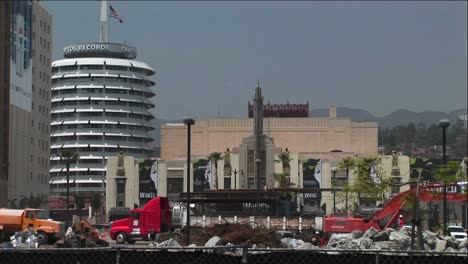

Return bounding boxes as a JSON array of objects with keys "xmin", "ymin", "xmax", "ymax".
[{"xmin": 109, "ymin": 4, "xmax": 123, "ymax": 23}]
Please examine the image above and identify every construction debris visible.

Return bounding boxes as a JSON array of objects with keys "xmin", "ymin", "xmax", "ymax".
[
  {"xmin": 324, "ymin": 227, "xmax": 467, "ymax": 252},
  {"xmin": 56, "ymin": 220, "xmax": 109, "ymax": 248},
  {"xmin": 149, "ymin": 224, "xmax": 467, "ymax": 253},
  {"xmin": 9, "ymin": 229, "xmax": 38, "ymax": 248}
]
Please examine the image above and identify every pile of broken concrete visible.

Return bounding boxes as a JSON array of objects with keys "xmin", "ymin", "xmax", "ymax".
[
  {"xmin": 324, "ymin": 227, "xmax": 467, "ymax": 253},
  {"xmin": 146, "ymin": 225, "xmax": 467, "ymax": 254},
  {"xmin": 8, "ymin": 230, "xmax": 39, "ymax": 249}
]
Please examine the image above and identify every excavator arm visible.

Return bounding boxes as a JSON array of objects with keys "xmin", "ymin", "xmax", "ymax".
[
  {"xmin": 366, "ymin": 183, "xmax": 466, "ymax": 230},
  {"xmin": 323, "ymin": 183, "xmax": 466, "ymax": 233}
]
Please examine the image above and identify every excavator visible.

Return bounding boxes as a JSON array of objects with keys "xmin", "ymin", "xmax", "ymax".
[{"xmin": 323, "ymin": 183, "xmax": 466, "ymax": 235}]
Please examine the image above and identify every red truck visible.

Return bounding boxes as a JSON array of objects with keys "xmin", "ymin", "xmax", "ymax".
[{"xmin": 110, "ymin": 197, "xmax": 173, "ymax": 244}]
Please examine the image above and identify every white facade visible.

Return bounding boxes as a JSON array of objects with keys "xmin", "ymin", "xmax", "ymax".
[{"xmin": 49, "ymin": 43, "xmax": 156, "ymax": 195}]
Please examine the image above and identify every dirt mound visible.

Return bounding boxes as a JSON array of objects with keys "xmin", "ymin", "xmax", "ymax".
[{"xmin": 187, "ymin": 223, "xmax": 284, "ymax": 247}]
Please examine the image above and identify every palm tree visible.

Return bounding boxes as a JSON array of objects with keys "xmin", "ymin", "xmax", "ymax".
[
  {"xmin": 275, "ymin": 149, "xmax": 293, "ymax": 176},
  {"xmin": 338, "ymin": 157, "xmax": 355, "ymax": 212},
  {"xmin": 58, "ymin": 149, "xmax": 79, "ymax": 225},
  {"xmin": 273, "ymin": 173, "xmax": 294, "ymax": 200},
  {"xmin": 207, "ymin": 152, "xmax": 223, "ymax": 190},
  {"xmin": 273, "ymin": 173, "xmax": 295, "ymax": 188}
]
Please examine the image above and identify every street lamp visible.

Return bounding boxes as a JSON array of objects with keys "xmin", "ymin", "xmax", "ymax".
[
  {"xmin": 465, "ymin": 158, "xmax": 468, "ymax": 230},
  {"xmin": 438, "ymin": 118, "xmax": 450, "ymax": 234},
  {"xmin": 232, "ymin": 169, "xmax": 239, "ymax": 190},
  {"xmin": 183, "ymin": 118, "xmax": 195, "ymax": 245},
  {"xmin": 331, "ymin": 167, "xmax": 338, "ymax": 214},
  {"xmin": 411, "ymin": 165, "xmax": 428, "ymax": 251},
  {"xmin": 255, "ymin": 159, "xmax": 261, "ymax": 191}
]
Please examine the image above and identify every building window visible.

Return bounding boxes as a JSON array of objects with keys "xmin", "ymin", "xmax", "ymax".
[
  {"xmin": 224, "ymin": 177, "xmax": 231, "ymax": 190},
  {"xmin": 167, "ymin": 178, "xmax": 183, "ymax": 194},
  {"xmin": 390, "ymin": 177, "xmax": 401, "ymax": 196},
  {"xmin": 248, "ymin": 177, "xmax": 255, "ymax": 189}
]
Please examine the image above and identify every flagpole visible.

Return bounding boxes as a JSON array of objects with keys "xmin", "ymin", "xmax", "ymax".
[{"xmin": 100, "ymin": 0, "xmax": 108, "ymax": 42}]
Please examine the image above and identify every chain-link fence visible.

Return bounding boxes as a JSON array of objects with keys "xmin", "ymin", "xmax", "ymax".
[{"xmin": 0, "ymin": 247, "xmax": 466, "ymax": 264}]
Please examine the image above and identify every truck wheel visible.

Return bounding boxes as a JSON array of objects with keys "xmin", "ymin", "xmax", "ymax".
[
  {"xmin": 0, "ymin": 231, "xmax": 5, "ymax": 243},
  {"xmin": 37, "ymin": 231, "xmax": 49, "ymax": 245},
  {"xmin": 172, "ymin": 232, "xmax": 183, "ymax": 243},
  {"xmin": 293, "ymin": 234, "xmax": 307, "ymax": 242},
  {"xmin": 115, "ymin": 232, "xmax": 127, "ymax": 244}
]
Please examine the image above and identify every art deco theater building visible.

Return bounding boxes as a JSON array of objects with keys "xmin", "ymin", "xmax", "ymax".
[{"xmin": 49, "ymin": 43, "xmax": 156, "ymax": 195}]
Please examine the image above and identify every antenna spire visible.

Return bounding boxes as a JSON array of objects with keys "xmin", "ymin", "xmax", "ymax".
[{"xmin": 100, "ymin": 0, "xmax": 108, "ymax": 42}]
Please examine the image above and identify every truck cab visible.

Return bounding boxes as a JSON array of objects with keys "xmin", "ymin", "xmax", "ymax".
[{"xmin": 110, "ymin": 197, "xmax": 172, "ymax": 244}]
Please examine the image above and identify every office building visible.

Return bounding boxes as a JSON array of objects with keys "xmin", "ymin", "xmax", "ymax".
[
  {"xmin": 49, "ymin": 43, "xmax": 156, "ymax": 196},
  {"xmin": 6, "ymin": 0, "xmax": 52, "ymax": 208}
]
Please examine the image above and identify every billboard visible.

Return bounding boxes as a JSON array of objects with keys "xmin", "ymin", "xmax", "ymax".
[
  {"xmin": 302, "ymin": 159, "xmax": 322, "ymax": 213},
  {"xmin": 193, "ymin": 159, "xmax": 211, "ymax": 191},
  {"xmin": 138, "ymin": 159, "xmax": 158, "ymax": 206},
  {"xmin": 10, "ymin": 0, "xmax": 32, "ymax": 111}
]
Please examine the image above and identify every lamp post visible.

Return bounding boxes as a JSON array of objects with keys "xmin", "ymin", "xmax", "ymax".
[
  {"xmin": 331, "ymin": 167, "xmax": 337, "ymax": 214},
  {"xmin": 255, "ymin": 159, "xmax": 261, "ymax": 209},
  {"xmin": 411, "ymin": 166, "xmax": 426, "ymax": 251},
  {"xmin": 438, "ymin": 118, "xmax": 450, "ymax": 234},
  {"xmin": 255, "ymin": 159, "xmax": 261, "ymax": 191},
  {"xmin": 183, "ymin": 118, "xmax": 195, "ymax": 245},
  {"xmin": 345, "ymin": 166, "xmax": 350, "ymax": 213},
  {"xmin": 465, "ymin": 158, "xmax": 468, "ymax": 230},
  {"xmin": 232, "ymin": 169, "xmax": 239, "ymax": 190},
  {"xmin": 201, "ymin": 164, "xmax": 206, "ymax": 214},
  {"xmin": 65, "ymin": 159, "xmax": 70, "ymax": 226}
]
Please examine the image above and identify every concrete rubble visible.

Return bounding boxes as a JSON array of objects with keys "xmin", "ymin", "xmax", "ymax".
[
  {"xmin": 8, "ymin": 229, "xmax": 39, "ymax": 249},
  {"xmin": 147, "ymin": 224, "xmax": 467, "ymax": 254},
  {"xmin": 323, "ymin": 227, "xmax": 467, "ymax": 253}
]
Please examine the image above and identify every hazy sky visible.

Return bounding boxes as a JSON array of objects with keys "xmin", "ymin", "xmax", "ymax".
[{"xmin": 43, "ymin": 1, "xmax": 467, "ymax": 120}]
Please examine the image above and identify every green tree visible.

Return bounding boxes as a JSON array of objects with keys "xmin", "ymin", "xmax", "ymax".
[
  {"xmin": 74, "ymin": 195, "xmax": 86, "ymax": 220},
  {"xmin": 350, "ymin": 158, "xmax": 389, "ymax": 207},
  {"xmin": 424, "ymin": 124, "xmax": 441, "ymax": 146},
  {"xmin": 433, "ymin": 161, "xmax": 465, "ymax": 185},
  {"xmin": 447, "ymin": 119, "xmax": 465, "ymax": 145},
  {"xmin": 415, "ymin": 122, "xmax": 427, "ymax": 147},
  {"xmin": 406, "ymin": 123, "xmax": 417, "ymax": 153},
  {"xmin": 338, "ymin": 157, "xmax": 356, "ymax": 211},
  {"xmin": 91, "ymin": 192, "xmax": 103, "ymax": 217},
  {"xmin": 273, "ymin": 173, "xmax": 293, "ymax": 188},
  {"xmin": 207, "ymin": 152, "xmax": 223, "ymax": 190},
  {"xmin": 273, "ymin": 173, "xmax": 294, "ymax": 200},
  {"xmin": 275, "ymin": 149, "xmax": 293, "ymax": 176}
]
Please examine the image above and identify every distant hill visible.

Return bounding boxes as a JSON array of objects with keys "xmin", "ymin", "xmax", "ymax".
[
  {"xmin": 310, "ymin": 107, "xmax": 466, "ymax": 128},
  {"xmin": 310, "ymin": 107, "xmax": 377, "ymax": 122}
]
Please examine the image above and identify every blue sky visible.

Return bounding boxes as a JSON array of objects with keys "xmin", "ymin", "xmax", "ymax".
[{"xmin": 43, "ymin": 1, "xmax": 467, "ymax": 120}]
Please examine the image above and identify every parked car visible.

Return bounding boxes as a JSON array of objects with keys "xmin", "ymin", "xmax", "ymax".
[{"xmin": 447, "ymin": 226, "xmax": 467, "ymax": 242}]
